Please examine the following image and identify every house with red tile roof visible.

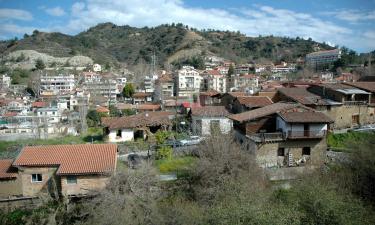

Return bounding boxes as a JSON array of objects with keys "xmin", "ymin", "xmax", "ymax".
[
  {"xmin": 102, "ymin": 112, "xmax": 174, "ymax": 142},
  {"xmin": 228, "ymin": 103, "xmax": 333, "ymax": 180},
  {"xmin": 6, "ymin": 144, "xmax": 118, "ymax": 197},
  {"xmin": 0, "ymin": 144, "xmax": 117, "ymax": 198}
]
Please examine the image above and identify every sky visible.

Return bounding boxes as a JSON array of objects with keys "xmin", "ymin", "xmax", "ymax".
[{"xmin": 0, "ymin": 0, "xmax": 374, "ymax": 53}]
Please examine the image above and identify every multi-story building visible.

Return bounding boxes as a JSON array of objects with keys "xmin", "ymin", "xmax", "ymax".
[
  {"xmin": 229, "ymin": 74, "xmax": 259, "ymax": 92},
  {"xmin": 229, "ymin": 102, "xmax": 333, "ymax": 180},
  {"xmin": 176, "ymin": 66, "xmax": 203, "ymax": 97},
  {"xmin": 144, "ymin": 74, "xmax": 158, "ymax": 93},
  {"xmin": 202, "ymin": 70, "xmax": 227, "ymax": 93},
  {"xmin": 40, "ymin": 74, "xmax": 75, "ymax": 96},
  {"xmin": 83, "ymin": 78, "xmax": 118, "ymax": 102},
  {"xmin": 0, "ymin": 74, "xmax": 11, "ymax": 89},
  {"xmin": 154, "ymin": 74, "xmax": 174, "ymax": 102},
  {"xmin": 306, "ymin": 49, "xmax": 341, "ymax": 69}
]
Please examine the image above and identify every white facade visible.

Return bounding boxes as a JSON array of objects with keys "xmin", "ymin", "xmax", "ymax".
[
  {"xmin": 108, "ymin": 128, "xmax": 134, "ymax": 142},
  {"xmin": 276, "ymin": 116, "xmax": 327, "ymax": 138},
  {"xmin": 192, "ymin": 116, "xmax": 232, "ymax": 136},
  {"xmin": 36, "ymin": 108, "xmax": 61, "ymax": 124},
  {"xmin": 93, "ymin": 64, "xmax": 102, "ymax": 72},
  {"xmin": 306, "ymin": 49, "xmax": 341, "ymax": 66},
  {"xmin": 0, "ymin": 74, "xmax": 11, "ymax": 88},
  {"xmin": 40, "ymin": 74, "xmax": 75, "ymax": 95},
  {"xmin": 204, "ymin": 74, "xmax": 227, "ymax": 93},
  {"xmin": 177, "ymin": 66, "xmax": 203, "ymax": 97},
  {"xmin": 144, "ymin": 75, "xmax": 158, "ymax": 93}
]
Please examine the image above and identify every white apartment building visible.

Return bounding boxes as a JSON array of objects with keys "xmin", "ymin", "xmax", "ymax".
[
  {"xmin": 144, "ymin": 74, "xmax": 158, "ymax": 93},
  {"xmin": 83, "ymin": 79, "xmax": 118, "ymax": 101},
  {"xmin": 202, "ymin": 70, "xmax": 227, "ymax": 93},
  {"xmin": 40, "ymin": 74, "xmax": 75, "ymax": 96},
  {"xmin": 0, "ymin": 74, "xmax": 11, "ymax": 89},
  {"xmin": 176, "ymin": 66, "xmax": 203, "ymax": 97},
  {"xmin": 229, "ymin": 74, "xmax": 259, "ymax": 92},
  {"xmin": 306, "ymin": 49, "xmax": 341, "ymax": 67},
  {"xmin": 36, "ymin": 107, "xmax": 61, "ymax": 124},
  {"xmin": 82, "ymin": 71, "xmax": 101, "ymax": 83}
]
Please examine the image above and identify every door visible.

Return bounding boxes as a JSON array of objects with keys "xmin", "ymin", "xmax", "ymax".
[
  {"xmin": 352, "ymin": 115, "xmax": 359, "ymax": 126},
  {"xmin": 304, "ymin": 124, "xmax": 309, "ymax": 137}
]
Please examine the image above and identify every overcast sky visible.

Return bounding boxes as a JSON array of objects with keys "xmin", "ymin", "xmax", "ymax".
[{"xmin": 0, "ymin": 0, "xmax": 374, "ymax": 52}]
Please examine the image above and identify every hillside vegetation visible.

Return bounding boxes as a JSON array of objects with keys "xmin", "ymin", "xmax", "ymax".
[{"xmin": 1, "ymin": 22, "xmax": 337, "ymax": 68}]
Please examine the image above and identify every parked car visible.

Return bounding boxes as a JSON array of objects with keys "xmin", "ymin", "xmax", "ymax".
[
  {"xmin": 165, "ymin": 139, "xmax": 182, "ymax": 147},
  {"xmin": 179, "ymin": 136, "xmax": 205, "ymax": 146}
]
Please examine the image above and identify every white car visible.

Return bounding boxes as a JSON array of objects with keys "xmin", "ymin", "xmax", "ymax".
[{"xmin": 179, "ymin": 136, "xmax": 205, "ymax": 146}]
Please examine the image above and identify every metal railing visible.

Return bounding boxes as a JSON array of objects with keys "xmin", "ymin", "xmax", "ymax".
[{"xmin": 343, "ymin": 101, "xmax": 368, "ymax": 105}]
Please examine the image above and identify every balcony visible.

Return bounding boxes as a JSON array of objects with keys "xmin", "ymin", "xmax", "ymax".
[
  {"xmin": 286, "ymin": 130, "xmax": 326, "ymax": 139},
  {"xmin": 248, "ymin": 132, "xmax": 284, "ymax": 143},
  {"xmin": 343, "ymin": 101, "xmax": 368, "ymax": 105}
]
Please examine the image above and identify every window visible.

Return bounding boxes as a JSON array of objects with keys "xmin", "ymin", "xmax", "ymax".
[
  {"xmin": 67, "ymin": 176, "xmax": 77, "ymax": 184},
  {"xmin": 302, "ymin": 147, "xmax": 311, "ymax": 155},
  {"xmin": 277, "ymin": 148, "xmax": 285, "ymax": 156},
  {"xmin": 31, "ymin": 174, "xmax": 42, "ymax": 182},
  {"xmin": 116, "ymin": 129, "xmax": 122, "ymax": 138}
]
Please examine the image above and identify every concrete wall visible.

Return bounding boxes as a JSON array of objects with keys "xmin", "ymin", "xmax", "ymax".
[
  {"xmin": 0, "ymin": 177, "xmax": 23, "ymax": 198},
  {"xmin": 60, "ymin": 175, "xmax": 110, "ymax": 196},
  {"xmin": 108, "ymin": 129, "xmax": 134, "ymax": 142}
]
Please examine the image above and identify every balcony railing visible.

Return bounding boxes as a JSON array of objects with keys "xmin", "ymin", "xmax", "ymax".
[
  {"xmin": 343, "ymin": 101, "xmax": 368, "ymax": 105},
  {"xmin": 287, "ymin": 130, "xmax": 326, "ymax": 139},
  {"xmin": 248, "ymin": 132, "xmax": 284, "ymax": 143}
]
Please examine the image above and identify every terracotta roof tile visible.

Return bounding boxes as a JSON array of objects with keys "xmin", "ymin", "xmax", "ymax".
[
  {"xmin": 32, "ymin": 101, "xmax": 47, "ymax": 108},
  {"xmin": 13, "ymin": 144, "xmax": 117, "ymax": 175},
  {"xmin": 102, "ymin": 111, "xmax": 174, "ymax": 130},
  {"xmin": 346, "ymin": 82, "xmax": 375, "ymax": 93},
  {"xmin": 191, "ymin": 106, "xmax": 230, "ymax": 117},
  {"xmin": 278, "ymin": 111, "xmax": 334, "ymax": 123},
  {"xmin": 278, "ymin": 88, "xmax": 330, "ymax": 106},
  {"xmin": 228, "ymin": 102, "xmax": 297, "ymax": 122},
  {"xmin": 0, "ymin": 159, "xmax": 17, "ymax": 179},
  {"xmin": 96, "ymin": 106, "xmax": 110, "ymax": 113},
  {"xmin": 236, "ymin": 96, "xmax": 273, "ymax": 108},
  {"xmin": 133, "ymin": 92, "xmax": 152, "ymax": 98}
]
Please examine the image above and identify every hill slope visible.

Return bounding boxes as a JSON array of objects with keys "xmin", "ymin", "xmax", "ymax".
[{"xmin": 0, "ymin": 22, "xmax": 335, "ymax": 67}]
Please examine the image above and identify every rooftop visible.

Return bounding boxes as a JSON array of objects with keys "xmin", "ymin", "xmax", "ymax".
[
  {"xmin": 13, "ymin": 144, "xmax": 117, "ymax": 175},
  {"xmin": 0, "ymin": 159, "xmax": 17, "ymax": 179},
  {"xmin": 236, "ymin": 96, "xmax": 273, "ymax": 108},
  {"xmin": 228, "ymin": 102, "xmax": 297, "ymax": 122},
  {"xmin": 278, "ymin": 111, "xmax": 334, "ymax": 123},
  {"xmin": 278, "ymin": 88, "xmax": 336, "ymax": 106},
  {"xmin": 191, "ymin": 106, "xmax": 230, "ymax": 117},
  {"xmin": 346, "ymin": 82, "xmax": 375, "ymax": 93}
]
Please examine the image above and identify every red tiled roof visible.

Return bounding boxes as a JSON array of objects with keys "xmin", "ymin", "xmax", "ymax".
[
  {"xmin": 228, "ymin": 92, "xmax": 247, "ymax": 97},
  {"xmin": 278, "ymin": 111, "xmax": 334, "ymax": 123},
  {"xmin": 96, "ymin": 106, "xmax": 110, "ymax": 113},
  {"xmin": 0, "ymin": 159, "xmax": 17, "ymax": 179},
  {"xmin": 102, "ymin": 111, "xmax": 174, "ymax": 130},
  {"xmin": 13, "ymin": 144, "xmax": 117, "ymax": 175},
  {"xmin": 200, "ymin": 90, "xmax": 220, "ymax": 97},
  {"xmin": 278, "ymin": 88, "xmax": 330, "ymax": 106},
  {"xmin": 191, "ymin": 106, "xmax": 230, "ymax": 117},
  {"xmin": 205, "ymin": 70, "xmax": 222, "ymax": 76},
  {"xmin": 2, "ymin": 112, "xmax": 18, "ymax": 117},
  {"xmin": 32, "ymin": 101, "xmax": 47, "ymax": 108},
  {"xmin": 346, "ymin": 82, "xmax": 375, "ymax": 93},
  {"xmin": 181, "ymin": 102, "xmax": 201, "ymax": 108},
  {"xmin": 236, "ymin": 96, "xmax": 273, "ymax": 108},
  {"xmin": 228, "ymin": 102, "xmax": 297, "ymax": 122},
  {"xmin": 137, "ymin": 104, "xmax": 161, "ymax": 111},
  {"xmin": 133, "ymin": 92, "xmax": 152, "ymax": 98}
]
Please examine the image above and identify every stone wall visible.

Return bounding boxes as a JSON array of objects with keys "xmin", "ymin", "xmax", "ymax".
[
  {"xmin": 60, "ymin": 175, "xmax": 110, "ymax": 196},
  {"xmin": 324, "ymin": 105, "xmax": 375, "ymax": 129},
  {"xmin": 19, "ymin": 167, "xmax": 57, "ymax": 197},
  {"xmin": 255, "ymin": 138, "xmax": 326, "ymax": 168},
  {"xmin": 0, "ymin": 177, "xmax": 23, "ymax": 198}
]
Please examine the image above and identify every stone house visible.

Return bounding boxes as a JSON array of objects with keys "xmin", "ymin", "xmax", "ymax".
[
  {"xmin": 102, "ymin": 111, "xmax": 174, "ymax": 142},
  {"xmin": 228, "ymin": 102, "xmax": 333, "ymax": 180},
  {"xmin": 308, "ymin": 83, "xmax": 374, "ymax": 129},
  {"xmin": 191, "ymin": 106, "xmax": 232, "ymax": 136},
  {"xmin": 0, "ymin": 159, "xmax": 22, "ymax": 198},
  {"xmin": 0, "ymin": 144, "xmax": 117, "ymax": 198},
  {"xmin": 199, "ymin": 90, "xmax": 221, "ymax": 106}
]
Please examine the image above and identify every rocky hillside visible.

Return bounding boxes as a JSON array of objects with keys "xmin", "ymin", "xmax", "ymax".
[{"xmin": 0, "ymin": 22, "xmax": 335, "ymax": 68}]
